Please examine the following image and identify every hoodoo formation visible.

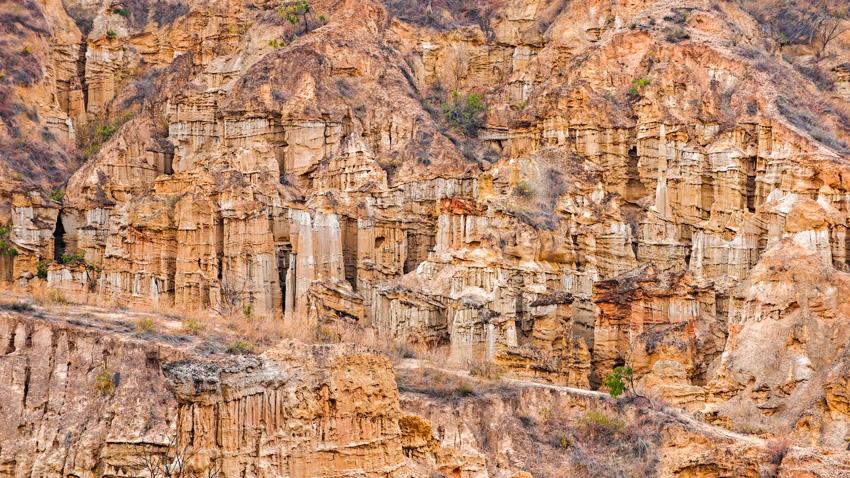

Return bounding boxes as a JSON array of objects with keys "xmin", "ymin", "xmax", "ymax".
[{"xmin": 2, "ymin": 0, "xmax": 850, "ymax": 476}]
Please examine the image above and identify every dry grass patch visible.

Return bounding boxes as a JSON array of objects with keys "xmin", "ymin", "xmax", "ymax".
[
  {"xmin": 135, "ymin": 317, "xmax": 156, "ymax": 334},
  {"xmin": 397, "ymin": 366, "xmax": 508, "ymax": 400}
]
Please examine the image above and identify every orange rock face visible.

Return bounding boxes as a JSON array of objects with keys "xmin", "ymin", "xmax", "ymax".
[{"xmin": 2, "ymin": 0, "xmax": 850, "ymax": 465}]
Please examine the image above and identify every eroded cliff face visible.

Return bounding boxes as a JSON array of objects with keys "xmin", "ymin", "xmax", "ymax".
[
  {"xmin": 3, "ymin": 0, "xmax": 850, "ymax": 459},
  {"xmin": 4, "ymin": 307, "xmax": 850, "ymax": 478},
  {"xmin": 0, "ymin": 307, "xmax": 409, "ymax": 477}
]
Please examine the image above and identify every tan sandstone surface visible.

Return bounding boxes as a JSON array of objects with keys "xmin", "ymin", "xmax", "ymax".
[
  {"xmin": 2, "ymin": 301, "xmax": 850, "ymax": 477},
  {"xmin": 2, "ymin": 0, "xmax": 850, "ymax": 474}
]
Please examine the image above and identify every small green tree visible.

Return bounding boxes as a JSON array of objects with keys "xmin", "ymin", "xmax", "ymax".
[
  {"xmin": 281, "ymin": 0, "xmax": 314, "ymax": 34},
  {"xmin": 604, "ymin": 365, "xmax": 655, "ymax": 407},
  {"xmin": 603, "ymin": 366, "xmax": 629, "ymax": 397},
  {"xmin": 627, "ymin": 78, "xmax": 650, "ymax": 99},
  {"xmin": 36, "ymin": 259, "xmax": 49, "ymax": 280},
  {"xmin": 60, "ymin": 251, "xmax": 87, "ymax": 267},
  {"xmin": 442, "ymin": 90, "xmax": 488, "ymax": 136},
  {"xmin": 48, "ymin": 188, "xmax": 64, "ymax": 202},
  {"xmin": 0, "ymin": 226, "xmax": 17, "ymax": 258}
]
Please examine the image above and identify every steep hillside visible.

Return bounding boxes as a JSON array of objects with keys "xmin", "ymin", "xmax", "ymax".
[
  {"xmin": 2, "ymin": 303, "xmax": 850, "ymax": 477},
  {"xmin": 2, "ymin": 0, "xmax": 850, "ymax": 471}
]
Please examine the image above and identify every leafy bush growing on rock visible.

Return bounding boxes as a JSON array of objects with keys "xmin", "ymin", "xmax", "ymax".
[
  {"xmin": 48, "ymin": 188, "xmax": 64, "ymax": 202},
  {"xmin": 36, "ymin": 259, "xmax": 48, "ymax": 279},
  {"xmin": 603, "ymin": 367, "xmax": 629, "ymax": 397},
  {"xmin": 280, "ymin": 1, "xmax": 323, "ymax": 34},
  {"xmin": 60, "ymin": 251, "xmax": 86, "ymax": 267},
  {"xmin": 603, "ymin": 365, "xmax": 655, "ymax": 407},
  {"xmin": 0, "ymin": 226, "xmax": 17, "ymax": 257},
  {"xmin": 442, "ymin": 90, "xmax": 487, "ymax": 136},
  {"xmin": 77, "ymin": 112, "xmax": 132, "ymax": 159}
]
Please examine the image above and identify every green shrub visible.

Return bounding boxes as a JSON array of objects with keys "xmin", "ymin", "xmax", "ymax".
[
  {"xmin": 78, "ymin": 114, "xmax": 129, "ymax": 159},
  {"xmin": 60, "ymin": 251, "xmax": 86, "ymax": 267},
  {"xmin": 442, "ymin": 90, "xmax": 488, "ymax": 136},
  {"xmin": 242, "ymin": 304, "xmax": 253, "ymax": 318},
  {"xmin": 579, "ymin": 411, "xmax": 626, "ymax": 437},
  {"xmin": 627, "ymin": 78, "xmax": 650, "ymax": 99},
  {"xmin": 281, "ymin": 0, "xmax": 314, "ymax": 33},
  {"xmin": 36, "ymin": 259, "xmax": 49, "ymax": 280},
  {"xmin": 268, "ymin": 38, "xmax": 286, "ymax": 48},
  {"xmin": 48, "ymin": 188, "xmax": 64, "ymax": 202},
  {"xmin": 555, "ymin": 430, "xmax": 571, "ymax": 449},
  {"xmin": 112, "ymin": 7, "xmax": 129, "ymax": 16},
  {"xmin": 106, "ymin": 29, "xmax": 117, "ymax": 40},
  {"xmin": 0, "ymin": 226, "xmax": 17, "ymax": 257}
]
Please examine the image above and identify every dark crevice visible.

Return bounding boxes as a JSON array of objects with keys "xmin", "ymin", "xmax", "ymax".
[
  {"xmin": 76, "ymin": 40, "xmax": 88, "ymax": 114},
  {"xmin": 342, "ymin": 218, "xmax": 358, "ymax": 290},
  {"xmin": 746, "ymin": 155, "xmax": 757, "ymax": 213},
  {"xmin": 4, "ymin": 324, "xmax": 16, "ymax": 354},
  {"xmin": 53, "ymin": 216, "xmax": 66, "ymax": 262},
  {"xmin": 22, "ymin": 363, "xmax": 31, "ymax": 408}
]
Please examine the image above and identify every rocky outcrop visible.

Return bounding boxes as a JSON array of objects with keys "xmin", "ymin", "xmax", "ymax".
[
  {"xmin": 707, "ymin": 239, "xmax": 850, "ymax": 448},
  {"xmin": 0, "ymin": 307, "xmax": 409, "ymax": 477},
  {"xmin": 165, "ymin": 346, "xmax": 406, "ymax": 477},
  {"xmin": 398, "ymin": 366, "xmax": 850, "ymax": 478},
  {"xmin": 2, "ymin": 0, "xmax": 850, "ymax": 454},
  {"xmin": 4, "ymin": 305, "xmax": 850, "ymax": 477}
]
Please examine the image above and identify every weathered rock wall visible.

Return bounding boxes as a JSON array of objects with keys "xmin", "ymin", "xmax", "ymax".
[
  {"xmin": 0, "ymin": 308, "xmax": 409, "ymax": 477},
  {"xmin": 2, "ymin": 0, "xmax": 850, "ymax": 452},
  {"xmin": 4, "ymin": 307, "xmax": 850, "ymax": 478}
]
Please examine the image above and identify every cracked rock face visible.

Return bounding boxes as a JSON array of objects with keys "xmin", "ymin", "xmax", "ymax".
[
  {"xmin": 0, "ymin": 311, "xmax": 407, "ymax": 477},
  {"xmin": 4, "ymin": 310, "xmax": 850, "ymax": 478},
  {"xmin": 2, "ymin": 0, "xmax": 850, "ymax": 462}
]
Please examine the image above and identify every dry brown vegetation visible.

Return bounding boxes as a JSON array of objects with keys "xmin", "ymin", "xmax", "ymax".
[
  {"xmin": 401, "ymin": 372, "xmax": 668, "ymax": 478},
  {"xmin": 738, "ymin": 0, "xmax": 849, "ymax": 55},
  {"xmin": 397, "ymin": 365, "xmax": 509, "ymax": 399}
]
